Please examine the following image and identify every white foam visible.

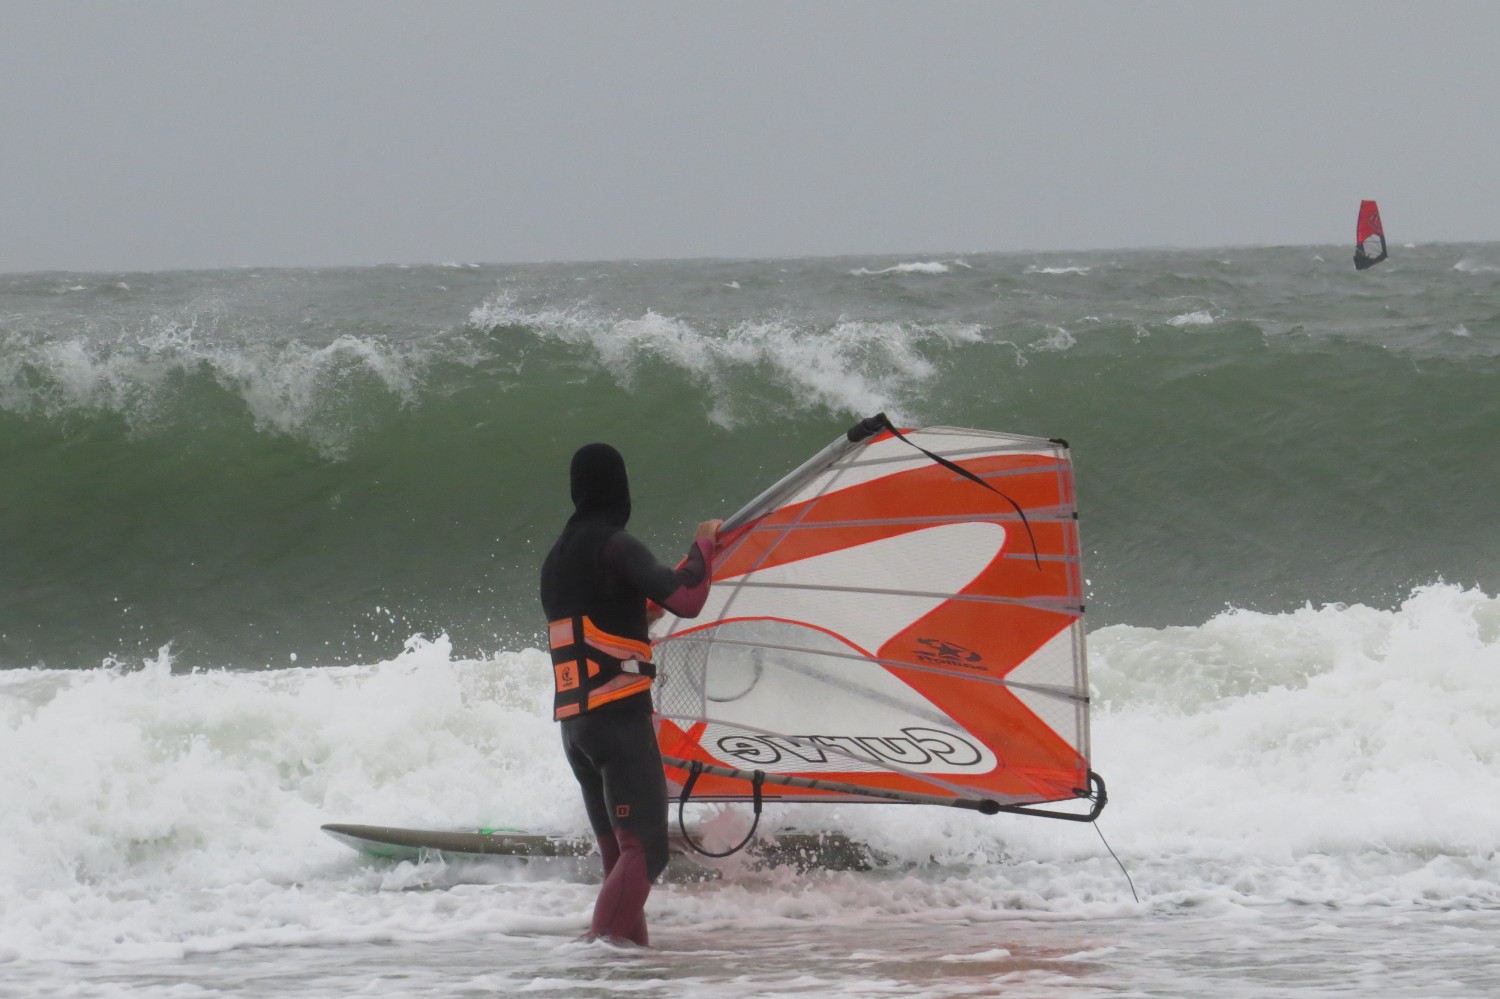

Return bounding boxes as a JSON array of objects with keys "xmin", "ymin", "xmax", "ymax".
[
  {"xmin": 848, "ymin": 262, "xmax": 951, "ymax": 276},
  {"xmin": 1453, "ymin": 258, "xmax": 1500, "ymax": 274},
  {"xmin": 1080, "ymin": 584, "xmax": 1500, "ymax": 870},
  {"xmin": 1030, "ymin": 326, "xmax": 1076, "ymax": 351},
  {"xmin": 1025, "ymin": 266, "xmax": 1090, "ymax": 276},
  {"xmin": 4, "ymin": 585, "xmax": 1498, "ymax": 966},
  {"xmin": 1167, "ymin": 310, "xmax": 1216, "ymax": 327},
  {"xmin": 0, "ymin": 635, "xmax": 589, "ymax": 961}
]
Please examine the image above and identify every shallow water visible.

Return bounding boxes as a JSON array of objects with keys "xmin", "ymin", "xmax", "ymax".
[{"xmin": 14, "ymin": 899, "xmax": 1499, "ymax": 998}]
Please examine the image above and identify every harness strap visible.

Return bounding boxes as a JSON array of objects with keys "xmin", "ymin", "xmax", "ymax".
[
  {"xmin": 675, "ymin": 760, "xmax": 765, "ymax": 859},
  {"xmin": 549, "ymin": 615, "xmax": 655, "ymax": 721}
]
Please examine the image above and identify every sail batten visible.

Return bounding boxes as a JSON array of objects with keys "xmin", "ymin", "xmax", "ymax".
[
  {"xmin": 657, "ymin": 635, "xmax": 1091, "ymax": 702},
  {"xmin": 738, "ymin": 507, "xmax": 1080, "ymax": 531},
  {"xmin": 707, "ymin": 579, "xmax": 1082, "ymax": 609}
]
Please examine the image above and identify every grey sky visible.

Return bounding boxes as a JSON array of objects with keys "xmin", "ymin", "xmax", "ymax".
[{"xmin": 5, "ymin": 2, "xmax": 1498, "ymax": 273}]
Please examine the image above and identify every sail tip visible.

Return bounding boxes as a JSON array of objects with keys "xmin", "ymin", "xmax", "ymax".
[{"xmin": 846, "ymin": 413, "xmax": 890, "ymax": 443}]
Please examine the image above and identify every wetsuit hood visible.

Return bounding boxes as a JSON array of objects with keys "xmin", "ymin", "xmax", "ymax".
[{"xmin": 568, "ymin": 443, "xmax": 632, "ymax": 528}]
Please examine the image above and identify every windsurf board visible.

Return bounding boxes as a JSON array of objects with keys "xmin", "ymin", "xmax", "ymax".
[{"xmin": 320, "ymin": 822, "xmax": 876, "ymax": 870}]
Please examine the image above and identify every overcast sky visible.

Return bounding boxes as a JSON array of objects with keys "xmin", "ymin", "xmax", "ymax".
[{"xmin": 5, "ymin": 2, "xmax": 1499, "ymax": 273}]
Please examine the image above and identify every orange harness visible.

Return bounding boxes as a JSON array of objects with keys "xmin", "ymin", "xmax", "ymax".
[{"xmin": 547, "ymin": 615, "xmax": 655, "ymax": 721}]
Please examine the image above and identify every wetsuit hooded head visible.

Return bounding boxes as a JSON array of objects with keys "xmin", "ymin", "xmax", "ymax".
[{"xmin": 569, "ymin": 443, "xmax": 631, "ymax": 528}]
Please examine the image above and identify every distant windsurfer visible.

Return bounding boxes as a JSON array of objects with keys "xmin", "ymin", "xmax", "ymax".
[
  {"xmin": 540, "ymin": 442, "xmax": 720, "ymax": 946},
  {"xmin": 1353, "ymin": 200, "xmax": 1388, "ymax": 270}
]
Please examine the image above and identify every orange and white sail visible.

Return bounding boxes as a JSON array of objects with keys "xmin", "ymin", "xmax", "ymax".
[{"xmin": 652, "ymin": 415, "xmax": 1104, "ymax": 821}]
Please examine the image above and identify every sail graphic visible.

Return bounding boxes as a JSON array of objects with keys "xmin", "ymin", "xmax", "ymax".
[
  {"xmin": 652, "ymin": 416, "xmax": 1104, "ymax": 821},
  {"xmin": 1354, "ymin": 199, "xmax": 1388, "ymax": 270}
]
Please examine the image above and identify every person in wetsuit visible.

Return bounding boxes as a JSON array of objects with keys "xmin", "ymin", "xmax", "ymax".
[{"xmin": 539, "ymin": 442, "xmax": 719, "ymax": 946}]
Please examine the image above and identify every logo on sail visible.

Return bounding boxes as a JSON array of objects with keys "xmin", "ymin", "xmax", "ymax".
[
  {"xmin": 713, "ymin": 725, "xmax": 993, "ymax": 773},
  {"xmin": 913, "ymin": 637, "xmax": 984, "ymax": 669}
]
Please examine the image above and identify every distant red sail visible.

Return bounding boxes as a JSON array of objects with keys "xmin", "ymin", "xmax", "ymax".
[
  {"xmin": 1357, "ymin": 200, "xmax": 1384, "ymax": 243},
  {"xmin": 1354, "ymin": 199, "xmax": 1387, "ymax": 270}
]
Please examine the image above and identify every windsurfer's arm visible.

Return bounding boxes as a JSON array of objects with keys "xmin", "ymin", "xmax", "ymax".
[
  {"xmin": 604, "ymin": 520, "xmax": 721, "ymax": 618},
  {"xmin": 660, "ymin": 520, "xmax": 722, "ymax": 616}
]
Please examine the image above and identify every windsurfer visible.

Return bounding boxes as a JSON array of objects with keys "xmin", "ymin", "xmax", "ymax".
[
  {"xmin": 539, "ymin": 442, "xmax": 720, "ymax": 946},
  {"xmin": 1354, "ymin": 201, "xmax": 1388, "ymax": 271}
]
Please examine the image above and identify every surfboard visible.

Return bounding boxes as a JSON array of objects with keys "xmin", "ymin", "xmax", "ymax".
[
  {"xmin": 320, "ymin": 822, "xmax": 877, "ymax": 869},
  {"xmin": 321, "ymin": 823, "xmax": 593, "ymax": 862}
]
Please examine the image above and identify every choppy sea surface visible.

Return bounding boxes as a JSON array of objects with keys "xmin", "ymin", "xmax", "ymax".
[{"xmin": 3, "ymin": 245, "xmax": 1499, "ymax": 996}]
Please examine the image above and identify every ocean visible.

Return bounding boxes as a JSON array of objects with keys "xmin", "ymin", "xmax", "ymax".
[{"xmin": 2, "ymin": 245, "xmax": 1498, "ymax": 996}]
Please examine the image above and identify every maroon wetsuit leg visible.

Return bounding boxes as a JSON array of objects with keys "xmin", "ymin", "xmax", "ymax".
[
  {"xmin": 590, "ymin": 825, "xmax": 651, "ymax": 946},
  {"xmin": 597, "ymin": 833, "xmax": 620, "ymax": 877}
]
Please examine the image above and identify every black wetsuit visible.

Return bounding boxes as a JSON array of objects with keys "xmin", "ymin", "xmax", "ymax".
[{"xmin": 539, "ymin": 442, "xmax": 712, "ymax": 945}]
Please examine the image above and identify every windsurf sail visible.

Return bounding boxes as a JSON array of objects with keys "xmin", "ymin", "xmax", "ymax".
[
  {"xmin": 1354, "ymin": 199, "xmax": 1388, "ymax": 270},
  {"xmin": 651, "ymin": 414, "xmax": 1104, "ymax": 826}
]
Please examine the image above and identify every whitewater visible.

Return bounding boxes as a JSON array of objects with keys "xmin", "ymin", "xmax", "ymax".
[
  {"xmin": 3, "ymin": 245, "xmax": 1499, "ymax": 995},
  {"xmin": 5, "ymin": 585, "xmax": 1498, "ymax": 996}
]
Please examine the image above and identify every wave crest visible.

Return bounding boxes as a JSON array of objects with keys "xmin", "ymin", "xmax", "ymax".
[
  {"xmin": 468, "ymin": 290, "xmax": 984, "ymax": 427},
  {"xmin": 0, "ymin": 313, "xmax": 432, "ymax": 456},
  {"xmin": 849, "ymin": 261, "xmax": 952, "ymax": 276}
]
